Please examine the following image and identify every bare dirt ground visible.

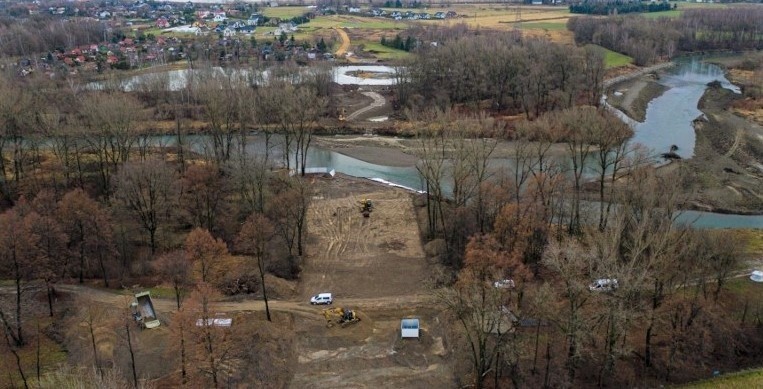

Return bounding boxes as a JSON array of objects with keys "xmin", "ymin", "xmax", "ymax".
[{"xmin": 290, "ymin": 174, "xmax": 454, "ymax": 388}]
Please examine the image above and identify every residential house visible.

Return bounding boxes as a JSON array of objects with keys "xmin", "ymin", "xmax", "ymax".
[
  {"xmin": 274, "ymin": 22, "xmax": 298, "ymax": 36},
  {"xmin": 213, "ymin": 11, "xmax": 227, "ymax": 22},
  {"xmin": 248, "ymin": 14, "xmax": 261, "ymax": 26},
  {"xmin": 156, "ymin": 17, "xmax": 170, "ymax": 28}
]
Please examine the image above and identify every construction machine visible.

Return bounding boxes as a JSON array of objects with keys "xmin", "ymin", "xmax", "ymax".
[
  {"xmin": 322, "ymin": 307, "xmax": 361, "ymax": 328},
  {"xmin": 359, "ymin": 199, "xmax": 373, "ymax": 218}
]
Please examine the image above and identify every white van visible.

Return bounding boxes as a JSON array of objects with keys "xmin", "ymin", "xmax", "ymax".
[{"xmin": 310, "ymin": 293, "xmax": 333, "ymax": 305}]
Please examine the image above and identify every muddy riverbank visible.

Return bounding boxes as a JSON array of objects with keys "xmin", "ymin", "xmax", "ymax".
[{"xmin": 607, "ymin": 59, "xmax": 762, "ymax": 215}]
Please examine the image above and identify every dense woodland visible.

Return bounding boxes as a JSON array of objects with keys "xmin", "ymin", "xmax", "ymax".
[
  {"xmin": 569, "ymin": 7, "xmax": 763, "ymax": 65},
  {"xmin": 0, "ymin": 11, "xmax": 762, "ymax": 389},
  {"xmin": 0, "ymin": 16, "xmax": 107, "ymax": 57},
  {"xmin": 569, "ymin": 0, "xmax": 673, "ymax": 16},
  {"xmin": 399, "ymin": 33, "xmax": 605, "ymax": 116}
]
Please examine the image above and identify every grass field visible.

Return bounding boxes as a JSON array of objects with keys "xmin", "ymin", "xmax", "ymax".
[
  {"xmin": 681, "ymin": 368, "xmax": 763, "ymax": 388},
  {"xmin": 356, "ymin": 40, "xmax": 411, "ymax": 60},
  {"xmin": 260, "ymin": 6, "xmax": 313, "ymax": 19},
  {"xmin": 303, "ymin": 15, "xmax": 405, "ymax": 30},
  {"xmin": 521, "ymin": 21, "xmax": 568, "ymax": 31},
  {"xmin": 601, "ymin": 46, "xmax": 633, "ymax": 68}
]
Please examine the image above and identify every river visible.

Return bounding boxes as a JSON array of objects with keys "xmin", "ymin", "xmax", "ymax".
[
  {"xmin": 144, "ymin": 59, "xmax": 759, "ymax": 229},
  {"xmin": 611, "ymin": 57, "xmax": 740, "ymax": 158}
]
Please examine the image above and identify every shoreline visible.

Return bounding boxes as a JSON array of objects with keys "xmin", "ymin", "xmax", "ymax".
[
  {"xmin": 605, "ymin": 77, "xmax": 668, "ymax": 122},
  {"xmin": 312, "ymin": 136, "xmax": 419, "ymax": 167}
]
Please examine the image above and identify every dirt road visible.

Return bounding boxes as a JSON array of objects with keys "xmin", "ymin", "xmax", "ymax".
[
  {"xmin": 346, "ymin": 91, "xmax": 386, "ymax": 121},
  {"xmin": 334, "ymin": 28, "xmax": 350, "ymax": 57}
]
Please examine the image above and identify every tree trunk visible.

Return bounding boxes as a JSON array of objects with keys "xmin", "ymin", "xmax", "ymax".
[
  {"xmin": 89, "ymin": 318, "xmax": 101, "ymax": 377},
  {"xmin": 98, "ymin": 251, "xmax": 109, "ymax": 288},
  {"xmin": 4, "ymin": 330, "xmax": 29, "ymax": 389},
  {"xmin": 47, "ymin": 283, "xmax": 55, "ymax": 317},
  {"xmin": 543, "ymin": 339, "xmax": 552, "ymax": 388},
  {"xmin": 126, "ymin": 321, "xmax": 138, "ymax": 388},
  {"xmin": 149, "ymin": 226, "xmax": 157, "ymax": 254},
  {"xmin": 259, "ymin": 257, "xmax": 271, "ymax": 322},
  {"xmin": 14, "ymin": 267, "xmax": 24, "ymax": 346},
  {"xmin": 532, "ymin": 320, "xmax": 541, "ymax": 375},
  {"xmin": 174, "ymin": 285, "xmax": 182, "ymax": 310},
  {"xmin": 36, "ymin": 322, "xmax": 41, "ymax": 382},
  {"xmin": 180, "ymin": 322, "xmax": 187, "ymax": 384}
]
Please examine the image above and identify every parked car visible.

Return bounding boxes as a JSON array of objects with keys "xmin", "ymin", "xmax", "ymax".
[
  {"xmin": 493, "ymin": 279, "xmax": 516, "ymax": 289},
  {"xmin": 589, "ymin": 279, "xmax": 618, "ymax": 292},
  {"xmin": 310, "ymin": 293, "xmax": 333, "ymax": 305},
  {"xmin": 750, "ymin": 271, "xmax": 763, "ymax": 283}
]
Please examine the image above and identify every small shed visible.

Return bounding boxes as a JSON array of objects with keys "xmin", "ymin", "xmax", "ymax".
[{"xmin": 401, "ymin": 318, "xmax": 420, "ymax": 339}]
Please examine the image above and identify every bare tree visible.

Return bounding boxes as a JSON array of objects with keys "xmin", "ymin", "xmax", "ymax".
[
  {"xmin": 154, "ymin": 251, "xmax": 193, "ymax": 310},
  {"xmin": 185, "ymin": 228, "xmax": 229, "ymax": 284},
  {"xmin": 0, "ymin": 208, "xmax": 39, "ymax": 346},
  {"xmin": 542, "ymin": 239, "xmax": 593, "ymax": 383},
  {"xmin": 36, "ymin": 107, "xmax": 80, "ymax": 188},
  {"xmin": 184, "ymin": 283, "xmax": 233, "ymax": 388},
  {"xmin": 412, "ymin": 110, "xmax": 449, "ymax": 240},
  {"xmin": 195, "ymin": 70, "xmax": 240, "ymax": 166},
  {"xmin": 0, "ymin": 76, "xmax": 36, "ymax": 202},
  {"xmin": 266, "ymin": 177, "xmax": 311, "ymax": 259},
  {"xmin": 236, "ymin": 212, "xmax": 275, "ymax": 321},
  {"xmin": 57, "ymin": 189, "xmax": 115, "ymax": 285},
  {"xmin": 113, "ymin": 158, "xmax": 177, "ymax": 254},
  {"xmin": 178, "ymin": 164, "xmax": 227, "ymax": 233},
  {"xmin": 80, "ymin": 93, "xmax": 144, "ymax": 196}
]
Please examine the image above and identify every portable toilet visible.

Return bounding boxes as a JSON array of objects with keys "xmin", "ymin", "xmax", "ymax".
[{"xmin": 401, "ymin": 318, "xmax": 420, "ymax": 339}]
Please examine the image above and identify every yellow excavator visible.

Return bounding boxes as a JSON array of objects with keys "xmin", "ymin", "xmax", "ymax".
[
  {"xmin": 359, "ymin": 199, "xmax": 373, "ymax": 218},
  {"xmin": 322, "ymin": 307, "xmax": 361, "ymax": 328}
]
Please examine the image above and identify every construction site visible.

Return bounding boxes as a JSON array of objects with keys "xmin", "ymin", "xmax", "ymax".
[{"xmin": 8, "ymin": 173, "xmax": 458, "ymax": 388}]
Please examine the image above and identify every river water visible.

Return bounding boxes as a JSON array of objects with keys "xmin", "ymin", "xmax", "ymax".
[
  {"xmin": 146, "ymin": 59, "xmax": 759, "ymax": 229},
  {"xmin": 615, "ymin": 57, "xmax": 740, "ymax": 158}
]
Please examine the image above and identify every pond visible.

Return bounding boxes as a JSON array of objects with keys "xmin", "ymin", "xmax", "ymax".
[{"xmin": 90, "ymin": 65, "xmax": 398, "ymax": 91}]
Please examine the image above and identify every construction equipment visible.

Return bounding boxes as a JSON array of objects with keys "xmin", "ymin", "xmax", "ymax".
[
  {"xmin": 322, "ymin": 307, "xmax": 361, "ymax": 328},
  {"xmin": 132, "ymin": 291, "xmax": 161, "ymax": 329},
  {"xmin": 359, "ymin": 199, "xmax": 373, "ymax": 218}
]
